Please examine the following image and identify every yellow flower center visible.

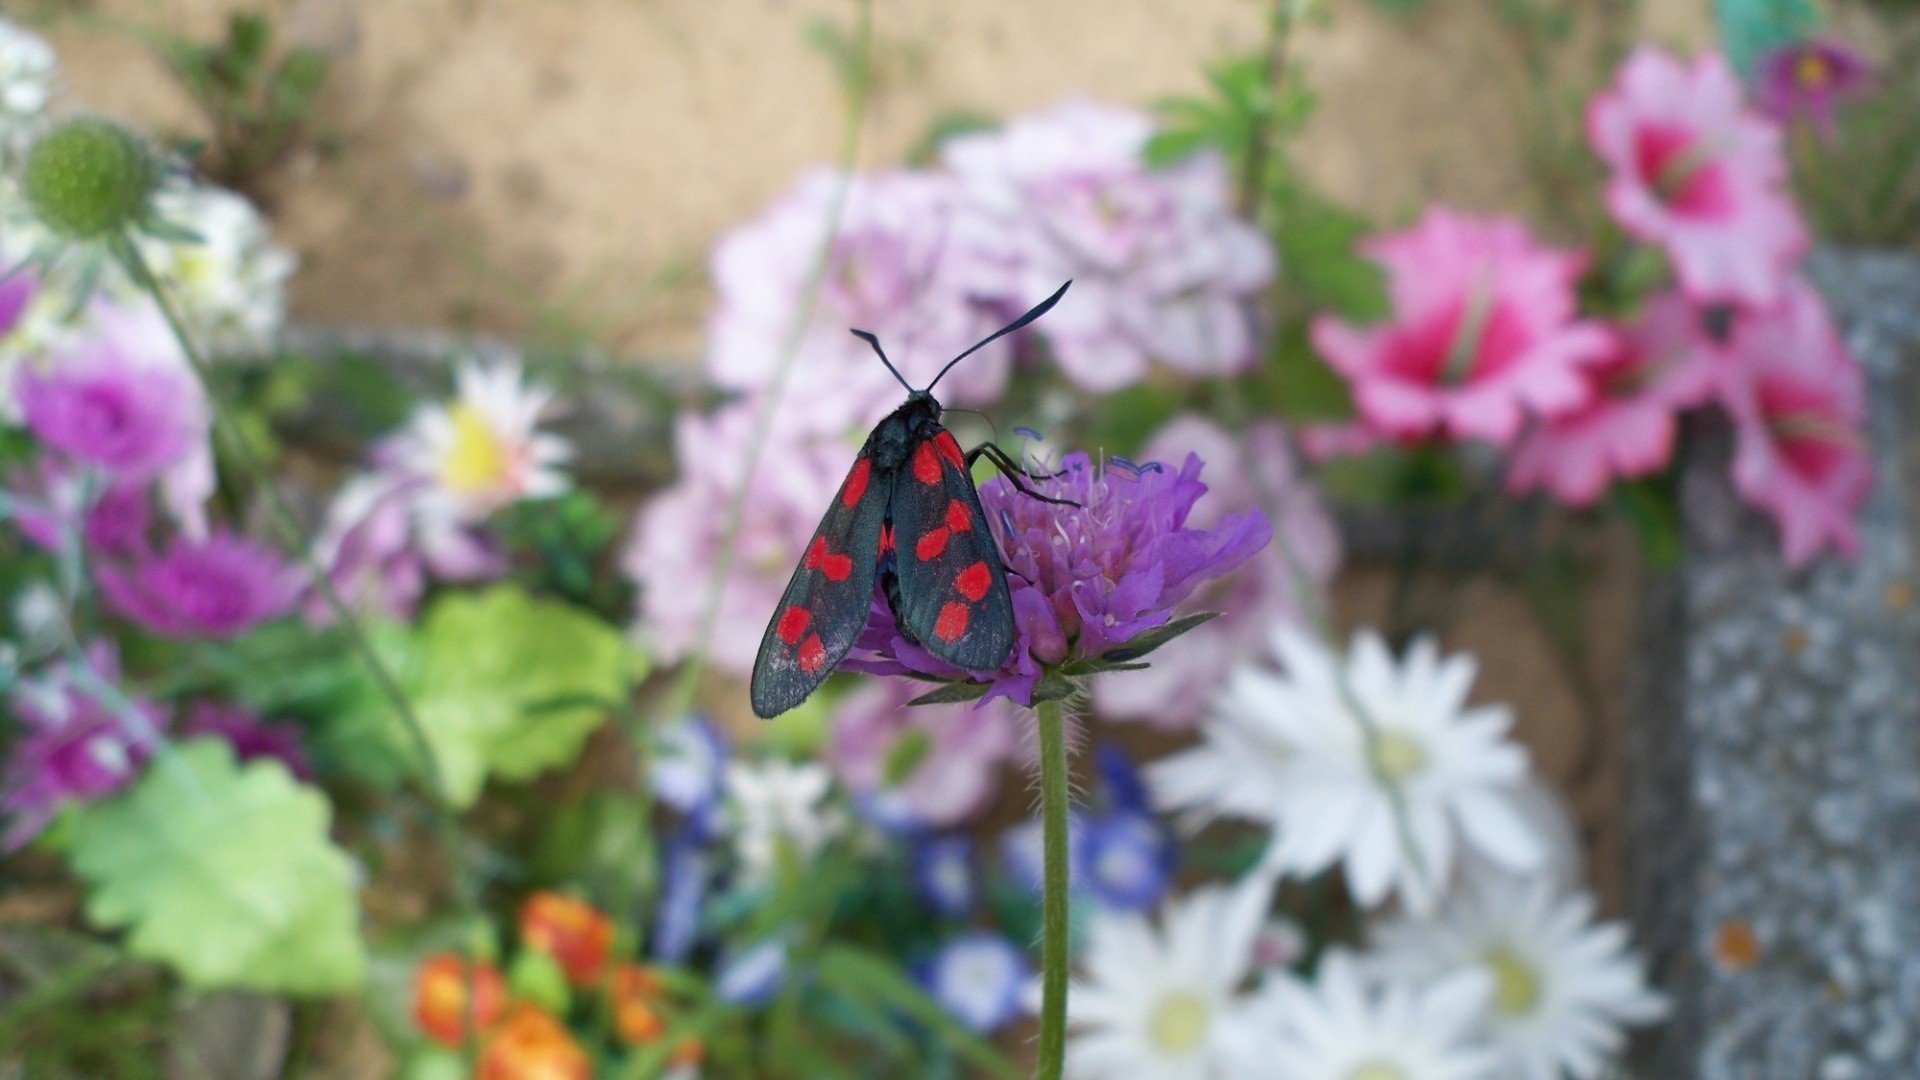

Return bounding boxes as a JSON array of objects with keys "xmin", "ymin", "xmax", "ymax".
[
  {"xmin": 1797, "ymin": 53, "xmax": 1830, "ymax": 88},
  {"xmin": 439, "ymin": 403, "xmax": 509, "ymax": 494},
  {"xmin": 1367, "ymin": 730, "xmax": 1427, "ymax": 783},
  {"xmin": 1348, "ymin": 1064, "xmax": 1408, "ymax": 1080},
  {"xmin": 1147, "ymin": 990, "xmax": 1209, "ymax": 1054},
  {"xmin": 1487, "ymin": 946, "xmax": 1542, "ymax": 1015}
]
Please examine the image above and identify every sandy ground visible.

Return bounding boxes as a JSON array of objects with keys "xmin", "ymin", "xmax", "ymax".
[{"xmin": 30, "ymin": 0, "xmax": 1723, "ymax": 899}]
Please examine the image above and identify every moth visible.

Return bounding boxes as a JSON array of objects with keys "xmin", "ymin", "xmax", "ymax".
[{"xmin": 750, "ymin": 282, "xmax": 1074, "ymax": 719}]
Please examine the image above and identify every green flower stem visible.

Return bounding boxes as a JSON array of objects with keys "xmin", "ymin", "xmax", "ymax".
[
  {"xmin": 109, "ymin": 238, "xmax": 485, "ymax": 1054},
  {"xmin": 1035, "ymin": 696, "xmax": 1071, "ymax": 1080}
]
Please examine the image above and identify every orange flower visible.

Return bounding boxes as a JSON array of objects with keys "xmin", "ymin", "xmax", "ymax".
[
  {"xmin": 670, "ymin": 1036, "xmax": 705, "ymax": 1069},
  {"xmin": 412, "ymin": 952, "xmax": 509, "ymax": 1048},
  {"xmin": 518, "ymin": 891, "xmax": 614, "ymax": 987},
  {"xmin": 608, "ymin": 962, "xmax": 667, "ymax": 1045},
  {"xmin": 477, "ymin": 1006, "xmax": 592, "ymax": 1080}
]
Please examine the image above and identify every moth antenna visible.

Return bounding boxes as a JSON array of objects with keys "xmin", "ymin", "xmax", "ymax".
[
  {"xmin": 923, "ymin": 280, "xmax": 1072, "ymax": 395},
  {"xmin": 850, "ymin": 329, "xmax": 914, "ymax": 393}
]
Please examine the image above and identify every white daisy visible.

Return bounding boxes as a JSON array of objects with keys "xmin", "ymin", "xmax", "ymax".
[
  {"xmin": 1257, "ymin": 950, "xmax": 1496, "ymax": 1080},
  {"xmin": 1052, "ymin": 882, "xmax": 1270, "ymax": 1079},
  {"xmin": 724, "ymin": 759, "xmax": 842, "ymax": 885},
  {"xmin": 1150, "ymin": 625, "xmax": 1545, "ymax": 914},
  {"xmin": 0, "ymin": 18, "xmax": 55, "ymax": 162},
  {"xmin": 401, "ymin": 359, "xmax": 571, "ymax": 522},
  {"xmin": 136, "ymin": 183, "xmax": 296, "ymax": 356},
  {"xmin": 1368, "ymin": 877, "xmax": 1667, "ymax": 1080}
]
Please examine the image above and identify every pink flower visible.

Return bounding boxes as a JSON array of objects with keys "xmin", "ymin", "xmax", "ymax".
[
  {"xmin": 622, "ymin": 400, "xmax": 847, "ymax": 675},
  {"xmin": 1311, "ymin": 208, "xmax": 1611, "ymax": 445},
  {"xmin": 942, "ymin": 100, "xmax": 1273, "ymax": 392},
  {"xmin": 1587, "ymin": 47, "xmax": 1807, "ymax": 306},
  {"xmin": 830, "ymin": 682, "xmax": 1019, "ymax": 827},
  {"xmin": 97, "ymin": 530, "xmax": 299, "ymax": 638},
  {"xmin": 1755, "ymin": 38, "xmax": 1873, "ymax": 141},
  {"xmin": 2, "ymin": 646, "xmax": 164, "ymax": 850},
  {"xmin": 707, "ymin": 170, "xmax": 1015, "ymax": 436},
  {"xmin": 1092, "ymin": 417, "xmax": 1341, "ymax": 728},
  {"xmin": 1720, "ymin": 278, "xmax": 1870, "ymax": 566},
  {"xmin": 1506, "ymin": 292, "xmax": 1721, "ymax": 506},
  {"xmin": 306, "ymin": 465, "xmax": 504, "ymax": 624}
]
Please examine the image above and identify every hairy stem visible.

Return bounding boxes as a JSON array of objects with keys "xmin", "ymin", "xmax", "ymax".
[{"xmin": 1035, "ymin": 696, "xmax": 1071, "ymax": 1080}]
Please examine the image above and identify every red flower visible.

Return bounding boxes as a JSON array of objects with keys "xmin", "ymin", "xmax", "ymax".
[
  {"xmin": 412, "ymin": 952, "xmax": 508, "ymax": 1048},
  {"xmin": 518, "ymin": 891, "xmax": 614, "ymax": 987}
]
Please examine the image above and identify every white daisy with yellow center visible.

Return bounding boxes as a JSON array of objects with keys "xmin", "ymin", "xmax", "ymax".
[
  {"xmin": 1049, "ymin": 883, "xmax": 1269, "ymax": 1079},
  {"xmin": 1368, "ymin": 877, "xmax": 1667, "ymax": 1080},
  {"xmin": 1259, "ymin": 951, "xmax": 1497, "ymax": 1080},
  {"xmin": 1150, "ymin": 625, "xmax": 1546, "ymax": 915},
  {"xmin": 403, "ymin": 358, "xmax": 571, "ymax": 522}
]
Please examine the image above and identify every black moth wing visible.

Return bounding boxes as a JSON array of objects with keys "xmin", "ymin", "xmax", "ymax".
[
  {"xmin": 750, "ymin": 448, "xmax": 888, "ymax": 718},
  {"xmin": 888, "ymin": 425, "xmax": 1016, "ymax": 671}
]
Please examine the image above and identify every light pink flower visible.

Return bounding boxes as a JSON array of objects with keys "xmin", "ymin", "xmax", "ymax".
[
  {"xmin": 942, "ymin": 100, "xmax": 1273, "ymax": 392},
  {"xmin": 305, "ymin": 464, "xmax": 504, "ymax": 624},
  {"xmin": 829, "ymin": 681, "xmax": 1019, "ymax": 827},
  {"xmin": 1721, "ymin": 278, "xmax": 1870, "ymax": 566},
  {"xmin": 707, "ymin": 169, "xmax": 1015, "ymax": 436},
  {"xmin": 1093, "ymin": 417, "xmax": 1341, "ymax": 729},
  {"xmin": 1311, "ymin": 208, "xmax": 1611, "ymax": 446},
  {"xmin": 1587, "ymin": 47, "xmax": 1807, "ymax": 306},
  {"xmin": 1506, "ymin": 292, "xmax": 1721, "ymax": 506}
]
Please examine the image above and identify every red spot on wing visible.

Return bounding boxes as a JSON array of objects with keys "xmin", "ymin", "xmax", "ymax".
[
  {"xmin": 934, "ymin": 601, "xmax": 970, "ymax": 642},
  {"xmin": 916, "ymin": 527, "xmax": 950, "ymax": 562},
  {"xmin": 842, "ymin": 458, "xmax": 871, "ymax": 508},
  {"xmin": 880, "ymin": 524, "xmax": 895, "ymax": 554},
  {"xmin": 776, "ymin": 606, "xmax": 811, "ymax": 644},
  {"xmin": 935, "ymin": 432, "xmax": 965, "ymax": 470},
  {"xmin": 821, "ymin": 553, "xmax": 853, "ymax": 582},
  {"xmin": 797, "ymin": 634, "xmax": 827, "ymax": 674},
  {"xmin": 803, "ymin": 536, "xmax": 827, "ymax": 570},
  {"xmin": 955, "ymin": 561, "xmax": 991, "ymax": 602},
  {"xmin": 912, "ymin": 441, "xmax": 942, "ymax": 485},
  {"xmin": 945, "ymin": 499, "xmax": 971, "ymax": 533}
]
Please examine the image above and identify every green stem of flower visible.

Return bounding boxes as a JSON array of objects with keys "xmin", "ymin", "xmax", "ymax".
[{"xmin": 1035, "ymin": 696, "xmax": 1071, "ymax": 1080}]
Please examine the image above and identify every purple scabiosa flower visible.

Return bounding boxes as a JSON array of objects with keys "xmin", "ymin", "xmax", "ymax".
[
  {"xmin": 179, "ymin": 701, "xmax": 311, "ymax": 780},
  {"xmin": 920, "ymin": 931, "xmax": 1031, "ymax": 1034},
  {"xmin": 1756, "ymin": 38, "xmax": 1873, "ymax": 141},
  {"xmin": 942, "ymin": 100, "xmax": 1274, "ymax": 392},
  {"xmin": 1, "ymin": 645, "xmax": 165, "ymax": 849},
  {"xmin": 829, "ymin": 681, "xmax": 1019, "ymax": 827},
  {"xmin": 850, "ymin": 450, "xmax": 1271, "ymax": 707},
  {"xmin": 5, "ymin": 460, "xmax": 150, "ymax": 556},
  {"xmin": 96, "ymin": 529, "xmax": 298, "ymax": 639},
  {"xmin": 1094, "ymin": 417, "xmax": 1340, "ymax": 729},
  {"xmin": 910, "ymin": 833, "xmax": 977, "ymax": 919},
  {"xmin": 651, "ymin": 714, "xmax": 729, "ymax": 841},
  {"xmin": 305, "ymin": 465, "xmax": 504, "ymax": 624}
]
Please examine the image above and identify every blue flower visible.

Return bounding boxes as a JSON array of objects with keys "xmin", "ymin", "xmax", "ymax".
[
  {"xmin": 920, "ymin": 932, "xmax": 1030, "ymax": 1034},
  {"xmin": 651, "ymin": 831, "xmax": 708, "ymax": 964},
  {"xmin": 1075, "ymin": 810, "xmax": 1173, "ymax": 912},
  {"xmin": 911, "ymin": 834, "xmax": 976, "ymax": 918},
  {"xmin": 651, "ymin": 714, "xmax": 728, "ymax": 839},
  {"xmin": 715, "ymin": 937, "xmax": 788, "ymax": 1007}
]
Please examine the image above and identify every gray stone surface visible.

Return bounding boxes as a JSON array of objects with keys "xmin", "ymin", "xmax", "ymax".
[{"xmin": 1628, "ymin": 251, "xmax": 1920, "ymax": 1079}]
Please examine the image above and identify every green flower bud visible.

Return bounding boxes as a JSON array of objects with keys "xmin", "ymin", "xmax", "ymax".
[
  {"xmin": 507, "ymin": 948, "xmax": 572, "ymax": 1015},
  {"xmin": 21, "ymin": 119, "xmax": 158, "ymax": 241}
]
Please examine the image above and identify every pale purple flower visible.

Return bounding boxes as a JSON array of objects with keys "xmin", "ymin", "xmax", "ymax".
[
  {"xmin": 850, "ymin": 450, "xmax": 1271, "ymax": 706},
  {"xmin": 305, "ymin": 465, "xmax": 504, "ymax": 624},
  {"xmin": 180, "ymin": 701, "xmax": 311, "ymax": 780},
  {"xmin": 97, "ymin": 529, "xmax": 298, "ymax": 639},
  {"xmin": 1094, "ymin": 417, "xmax": 1341, "ymax": 728},
  {"xmin": 829, "ymin": 681, "xmax": 1019, "ymax": 827},
  {"xmin": 6, "ymin": 461, "xmax": 150, "ymax": 556},
  {"xmin": 707, "ymin": 169, "xmax": 1015, "ymax": 436},
  {"xmin": 942, "ymin": 100, "xmax": 1274, "ymax": 391},
  {"xmin": 2, "ymin": 646, "xmax": 164, "ymax": 849},
  {"xmin": 1756, "ymin": 38, "xmax": 1873, "ymax": 140}
]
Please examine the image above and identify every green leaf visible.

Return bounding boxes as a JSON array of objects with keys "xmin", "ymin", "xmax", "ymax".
[
  {"xmin": 329, "ymin": 586, "xmax": 633, "ymax": 805},
  {"xmin": 1095, "ymin": 612, "xmax": 1223, "ymax": 664},
  {"xmin": 904, "ymin": 680, "xmax": 990, "ymax": 708},
  {"xmin": 66, "ymin": 740, "xmax": 366, "ymax": 994},
  {"xmin": 815, "ymin": 946, "xmax": 1022, "ymax": 1080},
  {"xmin": 1715, "ymin": 0, "xmax": 1820, "ymax": 75},
  {"xmin": 1271, "ymin": 186, "xmax": 1385, "ymax": 320}
]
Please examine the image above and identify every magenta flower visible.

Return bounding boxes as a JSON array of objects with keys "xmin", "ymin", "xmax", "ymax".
[
  {"xmin": 830, "ymin": 681, "xmax": 1019, "ymax": 827},
  {"xmin": 306, "ymin": 465, "xmax": 503, "ymax": 624},
  {"xmin": 850, "ymin": 449, "xmax": 1271, "ymax": 706},
  {"xmin": 1756, "ymin": 38, "xmax": 1873, "ymax": 141},
  {"xmin": 1506, "ymin": 291, "xmax": 1721, "ymax": 506},
  {"xmin": 707, "ymin": 169, "xmax": 1015, "ymax": 435},
  {"xmin": 942, "ymin": 100, "xmax": 1274, "ymax": 392},
  {"xmin": 2, "ymin": 647, "xmax": 164, "ymax": 850},
  {"xmin": 1311, "ymin": 208, "xmax": 1611, "ymax": 446},
  {"xmin": 180, "ymin": 701, "xmax": 312, "ymax": 780},
  {"xmin": 1587, "ymin": 47, "xmax": 1807, "ymax": 307},
  {"xmin": 0, "ymin": 270, "xmax": 34, "ymax": 335},
  {"xmin": 97, "ymin": 530, "xmax": 298, "ymax": 639},
  {"xmin": 15, "ymin": 325, "xmax": 200, "ymax": 484},
  {"xmin": 1720, "ymin": 278, "xmax": 1870, "ymax": 566},
  {"xmin": 1092, "ymin": 417, "xmax": 1340, "ymax": 729},
  {"xmin": 6, "ymin": 460, "xmax": 151, "ymax": 556}
]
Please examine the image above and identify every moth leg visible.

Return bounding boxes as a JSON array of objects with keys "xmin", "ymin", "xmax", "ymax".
[{"xmin": 966, "ymin": 442, "xmax": 1080, "ymax": 508}]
